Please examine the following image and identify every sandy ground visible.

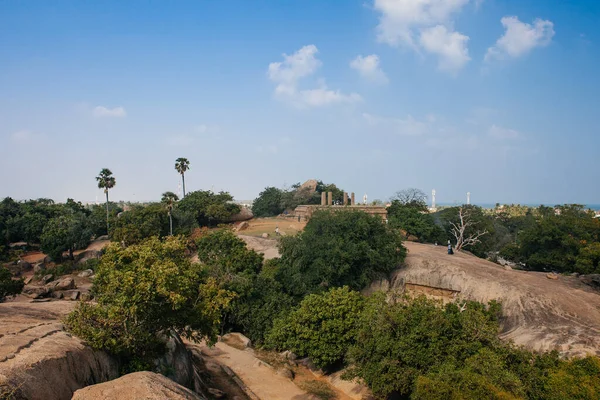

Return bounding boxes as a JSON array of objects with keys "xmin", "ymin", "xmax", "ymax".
[
  {"xmin": 236, "ymin": 217, "xmax": 306, "ymax": 238},
  {"xmin": 192, "ymin": 340, "xmax": 356, "ymax": 400},
  {"xmin": 238, "ymin": 235, "xmax": 281, "ymax": 260}
]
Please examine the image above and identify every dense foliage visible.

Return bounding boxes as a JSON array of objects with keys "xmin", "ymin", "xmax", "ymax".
[
  {"xmin": 266, "ymin": 286, "xmax": 365, "ymax": 369},
  {"xmin": 177, "ymin": 190, "xmax": 240, "ymax": 226},
  {"xmin": 345, "ymin": 294, "xmax": 503, "ymax": 398},
  {"xmin": 65, "ymin": 236, "xmax": 233, "ymax": 367},
  {"xmin": 0, "ymin": 266, "xmax": 24, "ymax": 302},
  {"xmin": 40, "ymin": 212, "xmax": 94, "ymax": 260},
  {"xmin": 275, "ymin": 210, "xmax": 406, "ymax": 298},
  {"xmin": 388, "ymin": 199, "xmax": 446, "ymax": 243},
  {"xmin": 251, "ymin": 186, "xmax": 285, "ymax": 217},
  {"xmin": 111, "ymin": 204, "xmax": 170, "ymax": 245},
  {"xmin": 196, "ymin": 229, "xmax": 294, "ymax": 343},
  {"xmin": 251, "ymin": 180, "xmax": 347, "ymax": 216}
]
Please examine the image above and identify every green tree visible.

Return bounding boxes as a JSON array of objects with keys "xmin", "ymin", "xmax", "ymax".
[
  {"xmin": 174, "ymin": 157, "xmax": 190, "ymax": 197},
  {"xmin": 195, "ymin": 229, "xmax": 292, "ymax": 343},
  {"xmin": 344, "ymin": 295, "xmax": 502, "ymax": 398},
  {"xmin": 266, "ymin": 286, "xmax": 365, "ymax": 369},
  {"xmin": 95, "ymin": 168, "xmax": 116, "ymax": 236},
  {"xmin": 40, "ymin": 212, "xmax": 93, "ymax": 260},
  {"xmin": 576, "ymin": 242, "xmax": 600, "ymax": 274},
  {"xmin": 388, "ymin": 200, "xmax": 446, "ymax": 243},
  {"xmin": 65, "ymin": 236, "xmax": 234, "ymax": 368},
  {"xmin": 196, "ymin": 229, "xmax": 264, "ymax": 285},
  {"xmin": 161, "ymin": 191, "xmax": 179, "ymax": 236},
  {"xmin": 276, "ymin": 210, "xmax": 406, "ymax": 298},
  {"xmin": 0, "ymin": 267, "xmax": 24, "ymax": 302},
  {"xmin": 177, "ymin": 190, "xmax": 240, "ymax": 227},
  {"xmin": 252, "ymin": 187, "xmax": 284, "ymax": 217},
  {"xmin": 110, "ymin": 203, "xmax": 169, "ymax": 245}
]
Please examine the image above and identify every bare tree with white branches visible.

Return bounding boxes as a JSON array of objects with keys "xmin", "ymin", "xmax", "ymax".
[{"xmin": 450, "ymin": 206, "xmax": 489, "ymax": 251}]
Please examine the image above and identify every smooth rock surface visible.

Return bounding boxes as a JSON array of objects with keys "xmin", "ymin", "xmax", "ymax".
[{"xmin": 71, "ymin": 371, "xmax": 205, "ymax": 400}]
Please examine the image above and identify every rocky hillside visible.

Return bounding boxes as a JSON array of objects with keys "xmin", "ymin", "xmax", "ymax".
[
  {"xmin": 367, "ymin": 242, "xmax": 600, "ymax": 357},
  {"xmin": 0, "ymin": 301, "xmax": 118, "ymax": 400}
]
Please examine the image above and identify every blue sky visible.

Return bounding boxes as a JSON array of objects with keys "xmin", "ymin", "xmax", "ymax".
[{"xmin": 1, "ymin": 0, "xmax": 598, "ymax": 205}]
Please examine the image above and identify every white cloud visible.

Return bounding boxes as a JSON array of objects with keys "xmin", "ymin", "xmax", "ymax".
[
  {"xmin": 299, "ymin": 87, "xmax": 361, "ymax": 107},
  {"xmin": 420, "ymin": 25, "xmax": 470, "ymax": 72},
  {"xmin": 363, "ymin": 112, "xmax": 432, "ymax": 136},
  {"xmin": 485, "ymin": 16, "xmax": 555, "ymax": 61},
  {"xmin": 373, "ymin": 0, "xmax": 471, "ymax": 72},
  {"xmin": 93, "ymin": 106, "xmax": 127, "ymax": 118},
  {"xmin": 268, "ymin": 45, "xmax": 361, "ymax": 107},
  {"xmin": 350, "ymin": 54, "xmax": 389, "ymax": 84},
  {"xmin": 489, "ymin": 125, "xmax": 519, "ymax": 139},
  {"xmin": 268, "ymin": 45, "xmax": 321, "ymax": 96},
  {"xmin": 374, "ymin": 0, "xmax": 470, "ymax": 46}
]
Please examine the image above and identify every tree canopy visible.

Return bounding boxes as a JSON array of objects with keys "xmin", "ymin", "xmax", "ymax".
[
  {"xmin": 65, "ymin": 236, "xmax": 233, "ymax": 368},
  {"xmin": 275, "ymin": 210, "xmax": 406, "ymax": 298}
]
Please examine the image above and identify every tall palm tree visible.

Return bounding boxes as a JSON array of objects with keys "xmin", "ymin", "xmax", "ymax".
[
  {"xmin": 161, "ymin": 191, "xmax": 179, "ymax": 236},
  {"xmin": 174, "ymin": 158, "xmax": 190, "ymax": 197},
  {"xmin": 96, "ymin": 168, "xmax": 116, "ymax": 236}
]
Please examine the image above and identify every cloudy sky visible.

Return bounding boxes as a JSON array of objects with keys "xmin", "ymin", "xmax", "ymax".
[{"xmin": 1, "ymin": 0, "xmax": 598, "ymax": 205}]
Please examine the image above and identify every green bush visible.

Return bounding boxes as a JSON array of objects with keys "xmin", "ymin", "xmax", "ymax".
[
  {"xmin": 196, "ymin": 229, "xmax": 263, "ymax": 284},
  {"xmin": 252, "ymin": 187, "xmax": 284, "ymax": 217},
  {"xmin": 0, "ymin": 267, "xmax": 24, "ymax": 302},
  {"xmin": 195, "ymin": 229, "xmax": 293, "ymax": 344},
  {"xmin": 266, "ymin": 286, "xmax": 365, "ymax": 369},
  {"xmin": 344, "ymin": 295, "xmax": 502, "ymax": 398},
  {"xmin": 40, "ymin": 212, "xmax": 93, "ymax": 261},
  {"xmin": 226, "ymin": 275, "xmax": 295, "ymax": 345},
  {"xmin": 276, "ymin": 210, "xmax": 406, "ymax": 298},
  {"xmin": 65, "ymin": 237, "xmax": 234, "ymax": 368}
]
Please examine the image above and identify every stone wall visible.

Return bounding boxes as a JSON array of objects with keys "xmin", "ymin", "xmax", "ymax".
[{"xmin": 293, "ymin": 205, "xmax": 387, "ymax": 221}]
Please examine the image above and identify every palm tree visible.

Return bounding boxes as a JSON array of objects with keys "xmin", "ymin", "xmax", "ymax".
[
  {"xmin": 96, "ymin": 168, "xmax": 116, "ymax": 236},
  {"xmin": 161, "ymin": 191, "xmax": 179, "ymax": 236},
  {"xmin": 174, "ymin": 157, "xmax": 190, "ymax": 197}
]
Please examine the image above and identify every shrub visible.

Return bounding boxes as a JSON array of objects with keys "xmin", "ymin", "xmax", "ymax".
[
  {"xmin": 266, "ymin": 286, "xmax": 365, "ymax": 370},
  {"xmin": 252, "ymin": 187, "xmax": 284, "ymax": 217},
  {"xmin": 227, "ymin": 275, "xmax": 295, "ymax": 345},
  {"xmin": 344, "ymin": 295, "xmax": 502, "ymax": 398},
  {"xmin": 65, "ymin": 237, "xmax": 234, "ymax": 367},
  {"xmin": 0, "ymin": 267, "xmax": 23, "ymax": 302},
  {"xmin": 276, "ymin": 210, "xmax": 406, "ymax": 298}
]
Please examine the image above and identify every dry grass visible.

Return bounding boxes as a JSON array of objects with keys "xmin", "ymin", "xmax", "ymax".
[
  {"xmin": 236, "ymin": 217, "xmax": 306, "ymax": 238},
  {"xmin": 297, "ymin": 380, "xmax": 337, "ymax": 400}
]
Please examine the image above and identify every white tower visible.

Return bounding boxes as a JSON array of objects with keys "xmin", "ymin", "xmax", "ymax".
[
  {"xmin": 363, "ymin": 193, "xmax": 368, "ymax": 205},
  {"xmin": 431, "ymin": 189, "xmax": 436, "ymax": 209},
  {"xmin": 467, "ymin": 192, "xmax": 471, "ymax": 205}
]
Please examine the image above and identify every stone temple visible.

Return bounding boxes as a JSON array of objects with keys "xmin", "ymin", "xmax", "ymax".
[{"xmin": 293, "ymin": 191, "xmax": 387, "ymax": 221}]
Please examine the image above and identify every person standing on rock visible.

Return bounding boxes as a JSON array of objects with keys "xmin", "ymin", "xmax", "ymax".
[{"xmin": 448, "ymin": 240, "xmax": 454, "ymax": 255}]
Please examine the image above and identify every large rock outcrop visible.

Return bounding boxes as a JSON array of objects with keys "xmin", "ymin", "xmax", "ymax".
[
  {"xmin": 71, "ymin": 371, "xmax": 205, "ymax": 400},
  {"xmin": 0, "ymin": 301, "xmax": 119, "ymax": 400},
  {"xmin": 368, "ymin": 242, "xmax": 600, "ymax": 357}
]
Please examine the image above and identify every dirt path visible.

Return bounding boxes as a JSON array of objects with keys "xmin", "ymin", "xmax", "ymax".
[
  {"xmin": 237, "ymin": 235, "xmax": 280, "ymax": 260},
  {"xmin": 191, "ymin": 342, "xmax": 317, "ymax": 400}
]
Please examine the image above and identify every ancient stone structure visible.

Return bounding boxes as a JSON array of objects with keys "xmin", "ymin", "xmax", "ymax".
[
  {"xmin": 321, "ymin": 192, "xmax": 326, "ymax": 206},
  {"xmin": 343, "ymin": 192, "xmax": 348, "ymax": 205},
  {"xmin": 327, "ymin": 191, "xmax": 333, "ymax": 206},
  {"xmin": 293, "ymin": 204, "xmax": 387, "ymax": 221},
  {"xmin": 351, "ymin": 192, "xmax": 355, "ymax": 206}
]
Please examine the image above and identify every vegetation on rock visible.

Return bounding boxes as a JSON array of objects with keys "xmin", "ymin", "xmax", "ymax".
[{"xmin": 65, "ymin": 236, "xmax": 234, "ymax": 368}]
